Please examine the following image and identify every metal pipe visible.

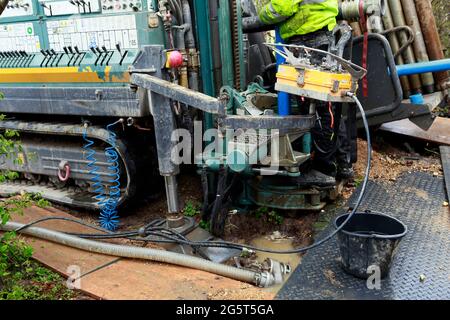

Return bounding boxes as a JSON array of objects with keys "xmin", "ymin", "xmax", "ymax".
[
  {"xmin": 209, "ymin": 0, "xmax": 224, "ymax": 93},
  {"xmin": 218, "ymin": 0, "xmax": 235, "ymax": 87},
  {"xmin": 164, "ymin": 175, "xmax": 180, "ymax": 213},
  {"xmin": 338, "ymin": 0, "xmax": 386, "ymax": 19},
  {"xmin": 381, "ymin": 1, "xmax": 411, "ymax": 97},
  {"xmin": 1, "ymin": 221, "xmax": 274, "ymax": 287},
  {"xmin": 0, "ymin": 0, "xmax": 8, "ymax": 15},
  {"xmin": 181, "ymin": 0, "xmax": 199, "ymax": 91},
  {"xmin": 400, "ymin": 0, "xmax": 434, "ymax": 93},
  {"xmin": 192, "ymin": 0, "xmax": 215, "ymax": 132},
  {"xmin": 244, "ymin": 0, "xmax": 386, "ymax": 33},
  {"xmin": 396, "ymin": 59, "xmax": 450, "ymax": 77},
  {"xmin": 275, "ymin": 28, "xmax": 290, "ymax": 116},
  {"xmin": 388, "ymin": 0, "xmax": 422, "ymax": 93},
  {"xmin": 415, "ymin": 0, "xmax": 449, "ymax": 90},
  {"xmin": 173, "ymin": 24, "xmax": 189, "ymax": 88},
  {"xmin": 338, "ymin": 0, "xmax": 385, "ymax": 33}
]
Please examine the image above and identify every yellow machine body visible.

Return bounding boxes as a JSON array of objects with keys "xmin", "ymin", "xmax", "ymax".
[
  {"xmin": 0, "ymin": 67, "xmax": 130, "ymax": 84},
  {"xmin": 275, "ymin": 64, "xmax": 356, "ymax": 102}
]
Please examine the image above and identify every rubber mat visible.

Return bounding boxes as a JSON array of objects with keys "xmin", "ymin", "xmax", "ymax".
[{"xmin": 277, "ymin": 172, "xmax": 450, "ymax": 300}]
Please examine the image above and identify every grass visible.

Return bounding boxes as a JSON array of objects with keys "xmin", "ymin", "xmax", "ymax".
[
  {"xmin": 183, "ymin": 200, "xmax": 201, "ymax": 217},
  {"xmin": 253, "ymin": 207, "xmax": 284, "ymax": 225},
  {"xmin": 0, "ymin": 250, "xmax": 78, "ymax": 300}
]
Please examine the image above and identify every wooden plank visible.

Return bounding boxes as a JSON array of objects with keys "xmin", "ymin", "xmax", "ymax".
[
  {"xmin": 80, "ymin": 259, "xmax": 275, "ymax": 300},
  {"xmin": 6, "ymin": 206, "xmax": 274, "ymax": 300},
  {"xmin": 380, "ymin": 117, "xmax": 450, "ymax": 146},
  {"xmin": 7, "ymin": 206, "xmax": 119, "ymax": 278}
]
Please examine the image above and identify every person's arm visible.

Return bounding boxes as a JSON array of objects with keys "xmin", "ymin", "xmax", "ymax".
[{"xmin": 258, "ymin": 0, "xmax": 301, "ymax": 24}]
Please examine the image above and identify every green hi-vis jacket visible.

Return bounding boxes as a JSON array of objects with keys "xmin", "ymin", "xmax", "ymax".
[{"xmin": 258, "ymin": 0, "xmax": 339, "ymax": 40}]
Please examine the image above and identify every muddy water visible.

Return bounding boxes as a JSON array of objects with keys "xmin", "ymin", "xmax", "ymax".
[{"xmin": 250, "ymin": 236, "xmax": 302, "ymax": 294}]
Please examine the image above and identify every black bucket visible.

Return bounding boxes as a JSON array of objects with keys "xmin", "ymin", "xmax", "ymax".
[{"xmin": 334, "ymin": 212, "xmax": 408, "ymax": 279}]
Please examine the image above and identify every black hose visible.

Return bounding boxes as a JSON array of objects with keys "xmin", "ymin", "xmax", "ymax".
[
  {"xmin": 14, "ymin": 217, "xmax": 112, "ymax": 234},
  {"xmin": 200, "ymin": 168, "xmax": 210, "ymax": 221}
]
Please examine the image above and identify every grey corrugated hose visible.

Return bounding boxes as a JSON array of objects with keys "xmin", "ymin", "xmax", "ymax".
[{"xmin": 1, "ymin": 222, "xmax": 272, "ymax": 287}]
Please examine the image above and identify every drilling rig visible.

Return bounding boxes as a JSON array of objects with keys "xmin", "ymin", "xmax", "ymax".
[{"xmin": 0, "ymin": 0, "xmax": 446, "ymax": 233}]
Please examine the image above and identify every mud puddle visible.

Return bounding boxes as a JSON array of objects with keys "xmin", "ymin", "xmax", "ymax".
[{"xmin": 250, "ymin": 235, "xmax": 302, "ymax": 294}]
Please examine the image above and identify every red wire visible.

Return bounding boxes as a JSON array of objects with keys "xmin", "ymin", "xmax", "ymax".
[{"xmin": 328, "ymin": 102, "xmax": 334, "ymax": 129}]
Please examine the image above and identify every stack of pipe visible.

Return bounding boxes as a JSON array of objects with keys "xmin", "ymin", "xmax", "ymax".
[
  {"xmin": 339, "ymin": 0, "xmax": 448, "ymax": 97},
  {"xmin": 415, "ymin": 0, "xmax": 449, "ymax": 90},
  {"xmin": 388, "ymin": 0, "xmax": 425, "ymax": 95}
]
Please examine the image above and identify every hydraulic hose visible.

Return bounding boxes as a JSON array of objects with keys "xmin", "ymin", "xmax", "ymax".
[{"xmin": 0, "ymin": 221, "xmax": 271, "ymax": 287}]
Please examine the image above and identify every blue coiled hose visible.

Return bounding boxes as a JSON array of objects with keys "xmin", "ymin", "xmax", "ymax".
[
  {"xmin": 82, "ymin": 125, "xmax": 106, "ymax": 205},
  {"xmin": 82, "ymin": 120, "xmax": 122, "ymax": 231}
]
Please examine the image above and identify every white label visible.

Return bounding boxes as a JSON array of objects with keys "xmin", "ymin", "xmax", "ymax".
[
  {"xmin": 0, "ymin": 23, "xmax": 40, "ymax": 53},
  {"xmin": 39, "ymin": 0, "xmax": 101, "ymax": 17},
  {"xmin": 0, "ymin": 0, "xmax": 34, "ymax": 19},
  {"xmin": 46, "ymin": 14, "xmax": 138, "ymax": 51}
]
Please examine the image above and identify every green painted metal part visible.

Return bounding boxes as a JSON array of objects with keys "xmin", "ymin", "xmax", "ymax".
[
  {"xmin": 218, "ymin": 0, "xmax": 234, "ymax": 88},
  {"xmin": 193, "ymin": 0, "xmax": 215, "ymax": 132},
  {"xmin": 247, "ymin": 177, "xmax": 326, "ymax": 211},
  {"xmin": 235, "ymin": 1, "xmax": 246, "ymax": 90},
  {"xmin": 221, "ymin": 82, "xmax": 274, "ymax": 115}
]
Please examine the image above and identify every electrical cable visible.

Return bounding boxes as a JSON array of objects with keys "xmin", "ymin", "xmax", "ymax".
[
  {"xmin": 13, "ymin": 216, "xmax": 112, "ymax": 234},
  {"xmin": 328, "ymin": 102, "xmax": 335, "ymax": 129}
]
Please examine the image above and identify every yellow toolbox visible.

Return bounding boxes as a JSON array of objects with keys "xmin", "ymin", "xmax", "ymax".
[{"xmin": 275, "ymin": 64, "xmax": 356, "ymax": 103}]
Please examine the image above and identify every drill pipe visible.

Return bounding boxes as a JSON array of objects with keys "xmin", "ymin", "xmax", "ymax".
[
  {"xmin": 382, "ymin": 2, "xmax": 411, "ymax": 97},
  {"xmin": 400, "ymin": 0, "xmax": 434, "ymax": 93},
  {"xmin": 388, "ymin": 0, "xmax": 422, "ymax": 93},
  {"xmin": 415, "ymin": 0, "xmax": 449, "ymax": 90}
]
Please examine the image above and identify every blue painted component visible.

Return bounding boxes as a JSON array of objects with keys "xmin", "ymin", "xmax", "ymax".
[
  {"xmin": 82, "ymin": 127, "xmax": 106, "ymax": 205},
  {"xmin": 99, "ymin": 121, "xmax": 122, "ymax": 231},
  {"xmin": 396, "ymin": 59, "xmax": 450, "ymax": 76},
  {"xmin": 275, "ymin": 27, "xmax": 290, "ymax": 116},
  {"xmin": 410, "ymin": 94, "xmax": 425, "ymax": 105},
  {"xmin": 302, "ymin": 132, "xmax": 312, "ymax": 154},
  {"xmin": 82, "ymin": 121, "xmax": 122, "ymax": 231}
]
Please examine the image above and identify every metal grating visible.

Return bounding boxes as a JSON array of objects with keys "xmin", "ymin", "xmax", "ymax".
[{"xmin": 277, "ymin": 172, "xmax": 450, "ymax": 300}]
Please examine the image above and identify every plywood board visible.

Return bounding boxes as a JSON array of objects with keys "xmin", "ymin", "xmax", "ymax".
[
  {"xmin": 380, "ymin": 117, "xmax": 450, "ymax": 146},
  {"xmin": 81, "ymin": 259, "xmax": 275, "ymax": 300}
]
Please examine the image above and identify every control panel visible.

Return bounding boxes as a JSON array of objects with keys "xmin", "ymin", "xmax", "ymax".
[
  {"xmin": 0, "ymin": 0, "xmax": 165, "ymax": 87},
  {"xmin": 39, "ymin": 0, "xmax": 102, "ymax": 16},
  {"xmin": 47, "ymin": 14, "xmax": 138, "ymax": 51},
  {"xmin": 101, "ymin": 0, "xmax": 143, "ymax": 13},
  {"xmin": 0, "ymin": 22, "xmax": 41, "ymax": 52},
  {"xmin": 0, "ymin": 0, "xmax": 34, "ymax": 18}
]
